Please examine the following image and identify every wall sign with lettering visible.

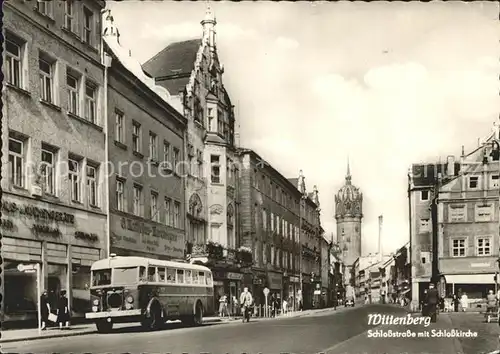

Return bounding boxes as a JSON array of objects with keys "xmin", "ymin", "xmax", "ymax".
[
  {"xmin": 75, "ymin": 231, "xmax": 99, "ymax": 242},
  {"xmin": 31, "ymin": 224, "xmax": 61, "ymax": 237},
  {"xmin": 1, "ymin": 201, "xmax": 75, "ymax": 224}
]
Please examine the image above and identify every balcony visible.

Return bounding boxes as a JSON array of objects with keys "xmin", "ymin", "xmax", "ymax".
[{"xmin": 189, "ymin": 242, "xmax": 253, "ymax": 266}]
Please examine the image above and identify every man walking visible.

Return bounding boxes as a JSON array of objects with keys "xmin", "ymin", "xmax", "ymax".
[
  {"xmin": 425, "ymin": 283, "xmax": 439, "ymax": 323},
  {"xmin": 240, "ymin": 287, "xmax": 253, "ymax": 323}
]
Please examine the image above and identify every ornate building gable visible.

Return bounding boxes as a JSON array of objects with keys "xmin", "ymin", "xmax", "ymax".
[{"xmin": 335, "ymin": 160, "xmax": 363, "ymax": 219}]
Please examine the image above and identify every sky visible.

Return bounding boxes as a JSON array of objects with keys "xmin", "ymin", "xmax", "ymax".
[{"xmin": 106, "ymin": 1, "xmax": 499, "ymax": 256}]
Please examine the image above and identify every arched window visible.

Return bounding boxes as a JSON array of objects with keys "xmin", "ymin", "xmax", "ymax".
[
  {"xmin": 188, "ymin": 193, "xmax": 202, "ymax": 218},
  {"xmin": 227, "ymin": 203, "xmax": 234, "ymax": 225}
]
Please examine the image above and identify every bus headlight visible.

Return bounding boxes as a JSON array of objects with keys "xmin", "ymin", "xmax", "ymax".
[
  {"xmin": 126, "ymin": 295, "xmax": 134, "ymax": 303},
  {"xmin": 93, "ymin": 299, "xmax": 99, "ymax": 306},
  {"xmin": 92, "ymin": 306, "xmax": 98, "ymax": 312}
]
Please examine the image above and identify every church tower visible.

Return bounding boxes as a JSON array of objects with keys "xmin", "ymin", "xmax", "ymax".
[{"xmin": 335, "ymin": 159, "xmax": 363, "ymax": 268}]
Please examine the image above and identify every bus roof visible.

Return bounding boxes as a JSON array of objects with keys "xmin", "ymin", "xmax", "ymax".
[{"xmin": 91, "ymin": 256, "xmax": 212, "ymax": 273}]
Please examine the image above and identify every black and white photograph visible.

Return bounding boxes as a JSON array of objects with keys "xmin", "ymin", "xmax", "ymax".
[{"xmin": 1, "ymin": 0, "xmax": 499, "ymax": 353}]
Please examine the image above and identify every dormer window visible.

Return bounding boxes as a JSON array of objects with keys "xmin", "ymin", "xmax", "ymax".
[{"xmin": 207, "ymin": 107, "xmax": 216, "ymax": 132}]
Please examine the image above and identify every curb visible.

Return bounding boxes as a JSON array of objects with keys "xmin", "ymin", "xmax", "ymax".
[{"xmin": 0, "ymin": 309, "xmax": 338, "ymax": 344}]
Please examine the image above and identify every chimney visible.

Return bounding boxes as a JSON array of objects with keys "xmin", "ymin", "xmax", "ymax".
[
  {"xmin": 447, "ymin": 155, "xmax": 455, "ymax": 177},
  {"xmin": 378, "ymin": 215, "xmax": 383, "ymax": 262}
]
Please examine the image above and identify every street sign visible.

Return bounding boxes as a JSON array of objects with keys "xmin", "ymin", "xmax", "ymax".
[
  {"xmin": 17, "ymin": 264, "xmax": 37, "ymax": 272},
  {"xmin": 263, "ymin": 287, "xmax": 269, "ymax": 296}
]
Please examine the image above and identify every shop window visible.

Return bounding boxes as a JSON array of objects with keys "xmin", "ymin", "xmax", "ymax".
[{"xmin": 4, "ymin": 261, "xmax": 38, "ymax": 314}]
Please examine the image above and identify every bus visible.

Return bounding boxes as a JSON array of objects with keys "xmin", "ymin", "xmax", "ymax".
[{"xmin": 85, "ymin": 255, "xmax": 214, "ymax": 332}]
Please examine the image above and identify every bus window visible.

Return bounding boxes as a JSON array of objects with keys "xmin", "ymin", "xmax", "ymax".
[
  {"xmin": 198, "ymin": 271, "xmax": 206, "ymax": 285},
  {"xmin": 166, "ymin": 268, "xmax": 176, "ymax": 283},
  {"xmin": 192, "ymin": 271, "xmax": 199, "ymax": 284},
  {"xmin": 176, "ymin": 269, "xmax": 184, "ymax": 283},
  {"xmin": 113, "ymin": 267, "xmax": 138, "ymax": 285},
  {"xmin": 206, "ymin": 272, "xmax": 213, "ymax": 286},
  {"xmin": 158, "ymin": 267, "xmax": 166, "ymax": 282},
  {"xmin": 139, "ymin": 266, "xmax": 147, "ymax": 282},
  {"xmin": 92, "ymin": 269, "xmax": 111, "ymax": 286},
  {"xmin": 185, "ymin": 270, "xmax": 192, "ymax": 284},
  {"xmin": 148, "ymin": 267, "xmax": 157, "ymax": 282}
]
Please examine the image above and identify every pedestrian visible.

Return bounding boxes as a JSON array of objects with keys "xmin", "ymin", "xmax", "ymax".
[
  {"xmin": 232, "ymin": 296, "xmax": 239, "ymax": 316},
  {"xmin": 239, "ymin": 287, "xmax": 253, "ymax": 323},
  {"xmin": 40, "ymin": 290, "xmax": 51, "ymax": 330},
  {"xmin": 425, "ymin": 283, "xmax": 439, "ymax": 323},
  {"xmin": 57, "ymin": 290, "xmax": 70, "ymax": 329},
  {"xmin": 452, "ymin": 293, "xmax": 459, "ymax": 312},
  {"xmin": 486, "ymin": 290, "xmax": 497, "ymax": 317},
  {"xmin": 282, "ymin": 298, "xmax": 288, "ymax": 315},
  {"xmin": 219, "ymin": 294, "xmax": 228, "ymax": 318},
  {"xmin": 460, "ymin": 292, "xmax": 469, "ymax": 312}
]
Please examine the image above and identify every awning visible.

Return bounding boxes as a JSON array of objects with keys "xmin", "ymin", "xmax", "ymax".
[{"xmin": 445, "ymin": 273, "xmax": 495, "ymax": 284}]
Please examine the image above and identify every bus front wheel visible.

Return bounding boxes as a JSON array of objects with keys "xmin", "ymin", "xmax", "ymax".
[{"xmin": 95, "ymin": 320, "xmax": 113, "ymax": 333}]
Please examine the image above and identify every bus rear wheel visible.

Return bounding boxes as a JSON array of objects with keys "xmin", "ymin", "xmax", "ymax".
[
  {"xmin": 186, "ymin": 302, "xmax": 203, "ymax": 327},
  {"xmin": 95, "ymin": 320, "xmax": 113, "ymax": 333}
]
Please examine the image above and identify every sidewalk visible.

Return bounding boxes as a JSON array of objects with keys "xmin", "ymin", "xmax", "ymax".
[{"xmin": 0, "ymin": 307, "xmax": 338, "ymax": 343}]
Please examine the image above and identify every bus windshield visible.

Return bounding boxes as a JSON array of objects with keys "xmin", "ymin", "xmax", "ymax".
[
  {"xmin": 113, "ymin": 267, "xmax": 138, "ymax": 285},
  {"xmin": 92, "ymin": 269, "xmax": 111, "ymax": 286}
]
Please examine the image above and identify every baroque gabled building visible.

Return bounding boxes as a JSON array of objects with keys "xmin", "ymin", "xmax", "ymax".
[
  {"xmin": 143, "ymin": 5, "xmax": 242, "ymax": 307},
  {"xmin": 335, "ymin": 161, "xmax": 363, "ymax": 286}
]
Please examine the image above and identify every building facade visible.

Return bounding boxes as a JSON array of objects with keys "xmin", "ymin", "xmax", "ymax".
[
  {"xmin": 438, "ymin": 133, "xmax": 499, "ymax": 300},
  {"xmin": 335, "ymin": 162, "xmax": 363, "ymax": 286},
  {"xmin": 320, "ymin": 236, "xmax": 331, "ymax": 307},
  {"xmin": 102, "ymin": 12, "xmax": 188, "ymax": 261},
  {"xmin": 142, "ymin": 5, "xmax": 243, "ymax": 308},
  {"xmin": 2, "ymin": 0, "xmax": 107, "ymax": 322}
]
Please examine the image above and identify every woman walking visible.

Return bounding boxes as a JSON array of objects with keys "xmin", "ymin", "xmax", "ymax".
[
  {"xmin": 40, "ymin": 290, "xmax": 51, "ymax": 330},
  {"xmin": 57, "ymin": 290, "xmax": 70, "ymax": 329}
]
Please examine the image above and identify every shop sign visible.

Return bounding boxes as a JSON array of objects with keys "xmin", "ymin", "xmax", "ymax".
[
  {"xmin": 31, "ymin": 224, "xmax": 61, "ymax": 237},
  {"xmin": 110, "ymin": 214, "xmax": 184, "ymax": 259},
  {"xmin": 267, "ymin": 272, "xmax": 283, "ymax": 290},
  {"xmin": 1, "ymin": 201, "xmax": 75, "ymax": 224},
  {"xmin": 227, "ymin": 272, "xmax": 243, "ymax": 280},
  {"xmin": 0, "ymin": 219, "xmax": 14, "ymax": 230},
  {"xmin": 213, "ymin": 280, "xmax": 224, "ymax": 286},
  {"xmin": 289, "ymin": 276, "xmax": 300, "ymax": 283},
  {"xmin": 75, "ymin": 231, "xmax": 99, "ymax": 242}
]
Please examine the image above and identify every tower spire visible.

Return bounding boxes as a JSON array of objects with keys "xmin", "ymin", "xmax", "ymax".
[
  {"xmin": 201, "ymin": 1, "xmax": 216, "ymax": 48},
  {"xmin": 346, "ymin": 156, "xmax": 351, "ymax": 184}
]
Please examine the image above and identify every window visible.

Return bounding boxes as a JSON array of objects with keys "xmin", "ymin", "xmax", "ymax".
[
  {"xmin": 68, "ymin": 158, "xmax": 81, "ymax": 202},
  {"xmin": 149, "ymin": 132, "xmax": 157, "ymax": 160},
  {"xmin": 86, "ymin": 165, "xmax": 97, "ymax": 206},
  {"xmin": 173, "ymin": 148, "xmax": 179, "ymax": 170},
  {"xmin": 476, "ymin": 204, "xmax": 493, "ymax": 222},
  {"xmin": 185, "ymin": 270, "xmax": 192, "ymax": 284},
  {"xmin": 158, "ymin": 267, "xmax": 166, "ymax": 282},
  {"xmin": 132, "ymin": 122, "xmax": 141, "ymax": 153},
  {"xmin": 174, "ymin": 201, "xmax": 180, "ymax": 228},
  {"xmin": 198, "ymin": 271, "xmax": 206, "ymax": 285},
  {"xmin": 420, "ymin": 190, "xmax": 429, "ymax": 201},
  {"xmin": 133, "ymin": 185, "xmax": 143, "ymax": 216},
  {"xmin": 211, "ymin": 155, "xmax": 221, "ymax": 184},
  {"xmin": 207, "ymin": 107, "xmax": 215, "ymax": 131},
  {"xmin": 451, "ymin": 239, "xmax": 466, "ymax": 257},
  {"xmin": 176, "ymin": 269, "xmax": 185, "ymax": 283},
  {"xmin": 83, "ymin": 7, "xmax": 94, "ymax": 46},
  {"xmin": 166, "ymin": 268, "xmax": 176, "ymax": 283},
  {"xmin": 39, "ymin": 55, "xmax": 53, "ymax": 103},
  {"xmin": 116, "ymin": 178, "xmax": 125, "ymax": 211},
  {"xmin": 36, "ymin": 0, "xmax": 53, "ymax": 17},
  {"xmin": 262, "ymin": 209, "xmax": 267, "ymax": 230},
  {"xmin": 164, "ymin": 198, "xmax": 172, "ymax": 226},
  {"xmin": 115, "ymin": 111, "xmax": 124, "ymax": 143},
  {"xmin": 5, "ymin": 36, "xmax": 23, "ymax": 88},
  {"xmin": 8, "ymin": 137, "xmax": 25, "ymax": 188},
  {"xmin": 263, "ymin": 243, "xmax": 267, "ymax": 265},
  {"xmin": 64, "ymin": 0, "xmax": 75, "ymax": 31},
  {"xmin": 469, "ymin": 176, "xmax": 479, "ymax": 189},
  {"xmin": 419, "ymin": 219, "xmax": 430, "ymax": 233},
  {"xmin": 84, "ymin": 82, "xmax": 97, "ymax": 123},
  {"xmin": 163, "ymin": 141, "xmax": 170, "ymax": 164},
  {"xmin": 491, "ymin": 175, "xmax": 499, "ymax": 188},
  {"xmin": 270, "ymin": 212, "xmax": 274, "ymax": 231},
  {"xmin": 476, "ymin": 237, "xmax": 492, "ymax": 256},
  {"xmin": 449, "ymin": 205, "xmax": 466, "ymax": 222},
  {"xmin": 192, "ymin": 271, "xmax": 199, "ymax": 284},
  {"xmin": 66, "ymin": 72, "xmax": 79, "ymax": 115},
  {"xmin": 151, "ymin": 192, "xmax": 159, "ymax": 222},
  {"xmin": 217, "ymin": 109, "xmax": 224, "ymax": 134},
  {"xmin": 41, "ymin": 147, "xmax": 56, "ymax": 195},
  {"xmin": 270, "ymin": 245, "xmax": 275, "ymax": 265}
]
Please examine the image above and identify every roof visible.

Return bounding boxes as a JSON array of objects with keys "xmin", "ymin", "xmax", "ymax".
[
  {"xmin": 91, "ymin": 256, "xmax": 211, "ymax": 272},
  {"xmin": 410, "ymin": 162, "xmax": 460, "ymax": 187},
  {"xmin": 142, "ymin": 39, "xmax": 203, "ymax": 94}
]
